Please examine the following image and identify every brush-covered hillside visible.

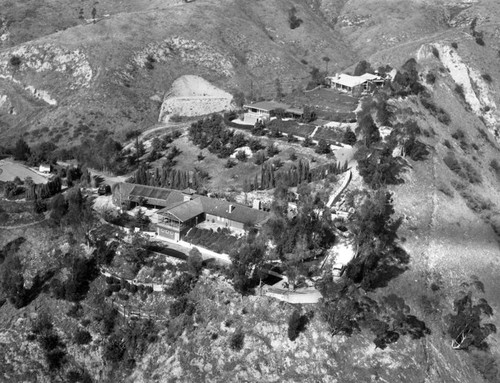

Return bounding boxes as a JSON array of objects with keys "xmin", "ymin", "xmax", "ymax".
[
  {"xmin": 0, "ymin": 0, "xmax": 355, "ymax": 146},
  {"xmin": 1, "ymin": 1, "xmax": 500, "ymax": 383}
]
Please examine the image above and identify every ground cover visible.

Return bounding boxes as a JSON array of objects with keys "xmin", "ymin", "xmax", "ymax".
[
  {"xmin": 184, "ymin": 227, "xmax": 244, "ymax": 254},
  {"xmin": 283, "ymin": 88, "xmax": 359, "ymax": 121},
  {"xmin": 0, "ymin": 199, "xmax": 45, "ymax": 227},
  {"xmin": 313, "ymin": 126, "xmax": 345, "ymax": 143}
]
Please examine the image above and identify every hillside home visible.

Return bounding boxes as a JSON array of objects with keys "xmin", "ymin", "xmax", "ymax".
[
  {"xmin": 112, "ymin": 183, "xmax": 269, "ymax": 241},
  {"xmin": 243, "ymin": 101, "xmax": 303, "ymax": 124},
  {"xmin": 326, "ymin": 73, "xmax": 385, "ymax": 96},
  {"xmin": 156, "ymin": 196, "xmax": 269, "ymax": 241}
]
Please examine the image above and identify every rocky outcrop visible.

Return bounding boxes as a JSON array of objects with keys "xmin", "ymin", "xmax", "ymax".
[
  {"xmin": 418, "ymin": 42, "xmax": 499, "ymax": 138},
  {"xmin": 134, "ymin": 37, "xmax": 235, "ymax": 78},
  {"xmin": 158, "ymin": 75, "xmax": 233, "ymax": 122},
  {"xmin": 0, "ymin": 43, "xmax": 93, "ymax": 90}
]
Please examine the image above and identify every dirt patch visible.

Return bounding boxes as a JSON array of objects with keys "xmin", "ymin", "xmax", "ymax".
[{"xmin": 158, "ymin": 75, "xmax": 233, "ymax": 122}]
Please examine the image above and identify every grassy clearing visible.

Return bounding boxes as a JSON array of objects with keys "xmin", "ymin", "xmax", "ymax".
[{"xmin": 283, "ymin": 88, "xmax": 358, "ymax": 120}]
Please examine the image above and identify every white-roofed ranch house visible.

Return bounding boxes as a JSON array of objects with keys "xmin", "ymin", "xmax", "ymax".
[{"xmin": 325, "ymin": 73, "xmax": 385, "ymax": 96}]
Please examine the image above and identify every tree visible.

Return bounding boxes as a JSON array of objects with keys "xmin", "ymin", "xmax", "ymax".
[
  {"xmin": 233, "ymin": 91, "xmax": 245, "ymax": 108},
  {"xmin": 275, "ymin": 78, "xmax": 284, "ymax": 99},
  {"xmin": 354, "ymin": 60, "xmax": 373, "ymax": 76},
  {"xmin": 356, "ymin": 114, "xmax": 380, "ymax": 148},
  {"xmin": 229, "ymin": 241, "xmax": 266, "ymax": 294},
  {"xmin": 13, "ymin": 138, "xmax": 31, "ymax": 161},
  {"xmin": 301, "ymin": 105, "xmax": 316, "ymax": 123},
  {"xmin": 91, "ymin": 7, "xmax": 97, "ymax": 22},
  {"xmin": 322, "ymin": 56, "xmax": 331, "ymax": 73},
  {"xmin": 345, "ymin": 190, "xmax": 408, "ymax": 290},
  {"xmin": 288, "ymin": 6, "xmax": 303, "ymax": 29},
  {"xmin": 315, "ymin": 139, "xmax": 331, "ymax": 154},
  {"xmin": 447, "ymin": 284, "xmax": 496, "ymax": 351},
  {"xmin": 229, "ymin": 330, "xmax": 245, "ymax": 351},
  {"xmin": 186, "ymin": 248, "xmax": 203, "ymax": 277},
  {"xmin": 236, "ymin": 150, "xmax": 247, "ymax": 162},
  {"xmin": 288, "ymin": 310, "xmax": 310, "ymax": 341},
  {"xmin": 343, "ymin": 128, "xmax": 357, "ymax": 145},
  {"xmin": 50, "ymin": 194, "xmax": 67, "ymax": 225}
]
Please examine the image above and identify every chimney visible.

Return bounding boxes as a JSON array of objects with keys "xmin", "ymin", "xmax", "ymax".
[
  {"xmin": 229, "ymin": 204, "xmax": 235, "ymax": 213},
  {"xmin": 183, "ymin": 195, "xmax": 191, "ymax": 202}
]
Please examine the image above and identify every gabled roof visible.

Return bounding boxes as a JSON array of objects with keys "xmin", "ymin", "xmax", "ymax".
[
  {"xmin": 327, "ymin": 73, "xmax": 383, "ymax": 88},
  {"xmin": 158, "ymin": 198, "xmax": 205, "ymax": 222},
  {"xmin": 128, "ymin": 184, "xmax": 186, "ymax": 207},
  {"xmin": 327, "ymin": 74, "xmax": 367, "ymax": 88},
  {"xmin": 243, "ymin": 101, "xmax": 290, "ymax": 112},
  {"xmin": 157, "ymin": 196, "xmax": 269, "ymax": 226},
  {"xmin": 199, "ymin": 196, "xmax": 269, "ymax": 226}
]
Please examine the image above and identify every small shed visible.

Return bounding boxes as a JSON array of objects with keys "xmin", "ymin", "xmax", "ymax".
[{"xmin": 39, "ymin": 164, "xmax": 51, "ymax": 174}]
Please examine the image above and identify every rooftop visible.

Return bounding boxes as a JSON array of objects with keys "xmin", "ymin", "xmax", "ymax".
[
  {"xmin": 158, "ymin": 196, "xmax": 269, "ymax": 226},
  {"xmin": 327, "ymin": 73, "xmax": 383, "ymax": 88},
  {"xmin": 244, "ymin": 101, "xmax": 291, "ymax": 112},
  {"xmin": 128, "ymin": 184, "xmax": 186, "ymax": 207}
]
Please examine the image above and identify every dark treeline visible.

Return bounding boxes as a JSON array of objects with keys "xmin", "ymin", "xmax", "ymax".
[
  {"xmin": 246, "ymin": 159, "xmax": 348, "ymax": 190},
  {"xmin": 6, "ymin": 130, "xmax": 137, "ymax": 176},
  {"xmin": 131, "ymin": 163, "xmax": 209, "ymax": 191}
]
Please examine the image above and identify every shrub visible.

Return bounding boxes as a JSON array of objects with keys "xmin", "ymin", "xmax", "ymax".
[
  {"xmin": 443, "ymin": 139, "xmax": 452, "ymax": 149},
  {"xmin": 9, "ymin": 55, "xmax": 21, "ymax": 67},
  {"xmin": 288, "ymin": 310, "xmax": 310, "ymax": 341},
  {"xmin": 229, "ymin": 330, "xmax": 245, "ymax": 351},
  {"xmin": 74, "ymin": 329, "xmax": 92, "ymax": 345},
  {"xmin": 225, "ymin": 159, "xmax": 236, "ymax": 168},
  {"xmin": 443, "ymin": 152, "xmax": 462, "ymax": 175},
  {"xmin": 431, "ymin": 46, "xmax": 440, "ymax": 58},
  {"xmin": 481, "ymin": 73, "xmax": 493, "ymax": 83},
  {"xmin": 109, "ymin": 284, "xmax": 121, "ymax": 293},
  {"xmin": 475, "ymin": 37, "xmax": 485, "ymax": 46},
  {"xmin": 144, "ymin": 61, "xmax": 154, "ymax": 70},
  {"xmin": 455, "ymin": 84, "xmax": 466, "ymax": 101},
  {"xmin": 451, "ymin": 42, "xmax": 458, "ymax": 49},
  {"xmin": 288, "ymin": 7, "xmax": 303, "ymax": 29},
  {"xmin": 426, "ymin": 73, "xmax": 436, "ymax": 84},
  {"xmin": 461, "ymin": 159, "xmax": 482, "ymax": 184},
  {"xmin": 235, "ymin": 150, "xmax": 247, "ymax": 162},
  {"xmin": 490, "ymin": 159, "xmax": 500, "ymax": 177}
]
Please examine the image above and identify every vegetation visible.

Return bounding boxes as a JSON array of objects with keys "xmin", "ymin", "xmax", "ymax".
[
  {"xmin": 447, "ymin": 279, "xmax": 496, "ymax": 351},
  {"xmin": 287, "ymin": 310, "xmax": 310, "ymax": 341},
  {"xmin": 288, "ymin": 6, "xmax": 303, "ymax": 29}
]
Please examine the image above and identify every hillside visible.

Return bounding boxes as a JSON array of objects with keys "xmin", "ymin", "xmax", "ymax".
[
  {"xmin": 0, "ymin": 0, "xmax": 355, "ymax": 146},
  {"xmin": 1, "ymin": 0, "xmax": 500, "ymax": 382}
]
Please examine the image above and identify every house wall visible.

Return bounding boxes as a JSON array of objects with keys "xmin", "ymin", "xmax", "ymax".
[
  {"xmin": 157, "ymin": 226, "xmax": 180, "ymax": 241},
  {"xmin": 205, "ymin": 214, "xmax": 245, "ymax": 230}
]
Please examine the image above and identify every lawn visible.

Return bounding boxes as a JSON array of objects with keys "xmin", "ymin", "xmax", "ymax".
[
  {"xmin": 0, "ymin": 160, "xmax": 49, "ymax": 184},
  {"xmin": 284, "ymin": 88, "xmax": 359, "ymax": 120}
]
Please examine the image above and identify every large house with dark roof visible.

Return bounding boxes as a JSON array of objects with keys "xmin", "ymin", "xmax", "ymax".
[
  {"xmin": 112, "ymin": 183, "xmax": 269, "ymax": 241},
  {"xmin": 156, "ymin": 196, "xmax": 269, "ymax": 241}
]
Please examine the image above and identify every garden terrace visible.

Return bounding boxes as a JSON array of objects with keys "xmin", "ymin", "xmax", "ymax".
[{"xmin": 283, "ymin": 88, "xmax": 359, "ymax": 121}]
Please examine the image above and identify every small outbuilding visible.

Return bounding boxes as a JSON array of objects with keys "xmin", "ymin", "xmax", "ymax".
[{"xmin": 39, "ymin": 164, "xmax": 51, "ymax": 174}]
